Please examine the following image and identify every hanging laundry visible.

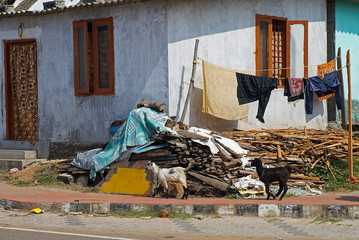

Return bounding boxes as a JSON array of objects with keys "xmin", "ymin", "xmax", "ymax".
[
  {"xmin": 288, "ymin": 78, "xmax": 304, "ymax": 96},
  {"xmin": 317, "ymin": 59, "xmax": 337, "ymax": 100},
  {"xmin": 305, "ymin": 71, "xmax": 343, "ymax": 114},
  {"xmin": 317, "ymin": 59, "xmax": 336, "ymax": 79},
  {"xmin": 284, "ymin": 78, "xmax": 305, "ymax": 104},
  {"xmin": 202, "ymin": 60, "xmax": 250, "ymax": 121},
  {"xmin": 236, "ymin": 73, "xmax": 278, "ymax": 123}
]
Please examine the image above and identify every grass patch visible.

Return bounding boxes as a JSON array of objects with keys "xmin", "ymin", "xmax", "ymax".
[
  {"xmin": 284, "ymin": 193, "xmax": 299, "ymax": 198},
  {"xmin": 32, "ymin": 163, "xmax": 61, "ymax": 185},
  {"xmin": 310, "ymin": 218, "xmax": 343, "ymax": 224},
  {"xmin": 268, "ymin": 218, "xmax": 284, "ymax": 223},
  {"xmin": 4, "ymin": 162, "xmax": 62, "ymax": 187},
  {"xmin": 113, "ymin": 210, "xmax": 194, "ymax": 219},
  {"xmin": 11, "ymin": 180, "xmax": 32, "ymax": 187},
  {"xmin": 226, "ymin": 193, "xmax": 242, "ymax": 199},
  {"xmin": 310, "ymin": 157, "xmax": 359, "ymax": 191}
]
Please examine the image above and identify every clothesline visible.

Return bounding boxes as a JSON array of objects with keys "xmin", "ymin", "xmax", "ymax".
[
  {"xmin": 196, "ymin": 56, "xmax": 348, "ymax": 74},
  {"xmin": 201, "ymin": 57, "xmax": 344, "ymax": 124}
]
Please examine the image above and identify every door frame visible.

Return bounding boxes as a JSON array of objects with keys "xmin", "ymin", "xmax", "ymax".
[{"xmin": 4, "ymin": 38, "xmax": 37, "ymax": 140}]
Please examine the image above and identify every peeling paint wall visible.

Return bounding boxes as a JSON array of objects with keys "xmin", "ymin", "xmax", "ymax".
[
  {"xmin": 0, "ymin": 0, "xmax": 328, "ymax": 152},
  {"xmin": 167, "ymin": 0, "xmax": 327, "ymax": 130},
  {"xmin": 0, "ymin": 0, "xmax": 168, "ymax": 143}
]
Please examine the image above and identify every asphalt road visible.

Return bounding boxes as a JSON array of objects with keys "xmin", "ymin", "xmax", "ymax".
[{"xmin": 1, "ymin": 209, "xmax": 359, "ymax": 240}]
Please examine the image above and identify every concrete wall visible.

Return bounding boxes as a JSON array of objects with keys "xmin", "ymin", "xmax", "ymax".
[
  {"xmin": 0, "ymin": 0, "xmax": 168, "ymax": 143},
  {"xmin": 335, "ymin": 1, "xmax": 359, "ymax": 123},
  {"xmin": 167, "ymin": 0, "xmax": 328, "ymax": 130}
]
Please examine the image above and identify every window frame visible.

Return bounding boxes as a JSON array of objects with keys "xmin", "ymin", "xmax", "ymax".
[
  {"xmin": 255, "ymin": 14, "xmax": 308, "ymax": 88},
  {"xmin": 286, "ymin": 20, "xmax": 308, "ymax": 79},
  {"xmin": 73, "ymin": 17, "xmax": 115, "ymax": 96}
]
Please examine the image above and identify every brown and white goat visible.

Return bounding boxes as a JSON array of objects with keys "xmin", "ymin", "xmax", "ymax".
[{"xmin": 145, "ymin": 161, "xmax": 190, "ymax": 199}]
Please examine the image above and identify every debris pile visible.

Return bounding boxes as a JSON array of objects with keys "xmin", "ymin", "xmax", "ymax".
[
  {"xmin": 54, "ymin": 101, "xmax": 358, "ymax": 198},
  {"xmin": 57, "ymin": 124, "xmax": 358, "ymax": 197},
  {"xmin": 221, "ymin": 128, "xmax": 359, "ymax": 186},
  {"xmin": 151, "ymin": 131, "xmax": 236, "ymax": 197}
]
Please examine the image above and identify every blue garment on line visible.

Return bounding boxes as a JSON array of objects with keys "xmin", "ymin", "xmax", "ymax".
[
  {"xmin": 305, "ymin": 71, "xmax": 343, "ymax": 114},
  {"xmin": 236, "ymin": 73, "xmax": 278, "ymax": 123}
]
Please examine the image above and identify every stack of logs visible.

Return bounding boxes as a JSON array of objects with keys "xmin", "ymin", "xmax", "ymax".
[
  {"xmin": 221, "ymin": 128, "xmax": 359, "ymax": 186},
  {"xmin": 150, "ymin": 127, "xmax": 359, "ymax": 196},
  {"xmin": 56, "ymin": 126, "xmax": 358, "ymax": 197}
]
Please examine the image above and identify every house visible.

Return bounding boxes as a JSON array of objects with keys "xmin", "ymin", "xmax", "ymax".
[
  {"xmin": 0, "ymin": 0, "xmax": 329, "ymax": 158},
  {"xmin": 327, "ymin": 0, "xmax": 359, "ymax": 125}
]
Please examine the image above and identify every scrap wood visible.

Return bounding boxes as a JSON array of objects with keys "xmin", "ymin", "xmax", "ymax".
[
  {"xmin": 277, "ymin": 144, "xmax": 283, "ymax": 159},
  {"xmin": 219, "ymin": 128, "xmax": 359, "ymax": 186},
  {"xmin": 323, "ymin": 159, "xmax": 337, "ymax": 181},
  {"xmin": 211, "ymin": 139, "xmax": 233, "ymax": 162},
  {"xmin": 220, "ymin": 160, "xmax": 241, "ymax": 170},
  {"xmin": 214, "ymin": 138, "xmax": 241, "ymax": 158},
  {"xmin": 291, "ymin": 174, "xmax": 321, "ymax": 181},
  {"xmin": 188, "ymin": 171, "xmax": 230, "ymax": 192},
  {"xmin": 177, "ymin": 130, "xmax": 209, "ymax": 141}
]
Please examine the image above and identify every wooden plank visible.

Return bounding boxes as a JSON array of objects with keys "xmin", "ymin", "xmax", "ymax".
[
  {"xmin": 220, "ymin": 160, "xmax": 241, "ymax": 170},
  {"xmin": 277, "ymin": 144, "xmax": 283, "ymax": 160},
  {"xmin": 290, "ymin": 174, "xmax": 321, "ymax": 181}
]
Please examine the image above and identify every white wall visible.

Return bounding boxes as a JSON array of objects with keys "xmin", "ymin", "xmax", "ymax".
[
  {"xmin": 167, "ymin": 0, "xmax": 328, "ymax": 130},
  {"xmin": 0, "ymin": 0, "xmax": 168, "ymax": 143}
]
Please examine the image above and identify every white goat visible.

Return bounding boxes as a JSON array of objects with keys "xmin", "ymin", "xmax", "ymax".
[{"xmin": 145, "ymin": 161, "xmax": 189, "ymax": 199}]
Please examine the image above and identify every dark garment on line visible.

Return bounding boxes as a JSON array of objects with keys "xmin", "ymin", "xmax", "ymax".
[
  {"xmin": 236, "ymin": 73, "xmax": 278, "ymax": 123},
  {"xmin": 284, "ymin": 78, "xmax": 305, "ymax": 103},
  {"xmin": 305, "ymin": 71, "xmax": 343, "ymax": 114}
]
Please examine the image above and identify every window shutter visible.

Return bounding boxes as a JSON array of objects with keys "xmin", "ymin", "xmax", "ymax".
[
  {"xmin": 286, "ymin": 21, "xmax": 309, "ymax": 78},
  {"xmin": 93, "ymin": 18, "xmax": 114, "ymax": 94},
  {"xmin": 73, "ymin": 21, "xmax": 90, "ymax": 95}
]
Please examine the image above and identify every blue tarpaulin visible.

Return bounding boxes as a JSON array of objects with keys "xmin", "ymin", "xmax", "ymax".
[{"xmin": 91, "ymin": 107, "xmax": 170, "ymax": 175}]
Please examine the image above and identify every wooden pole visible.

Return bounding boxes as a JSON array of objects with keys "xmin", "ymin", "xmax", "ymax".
[
  {"xmin": 346, "ymin": 50, "xmax": 358, "ymax": 182},
  {"xmin": 180, "ymin": 39, "xmax": 199, "ymax": 123},
  {"xmin": 337, "ymin": 48, "xmax": 346, "ymax": 130}
]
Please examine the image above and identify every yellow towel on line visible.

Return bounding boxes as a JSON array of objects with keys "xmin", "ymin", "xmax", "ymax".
[{"xmin": 202, "ymin": 60, "xmax": 251, "ymax": 121}]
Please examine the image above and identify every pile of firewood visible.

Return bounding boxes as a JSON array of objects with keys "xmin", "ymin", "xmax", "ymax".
[
  {"xmin": 221, "ymin": 128, "xmax": 359, "ymax": 186},
  {"xmin": 56, "ymin": 122, "xmax": 358, "ymax": 197},
  {"xmin": 149, "ymin": 127, "xmax": 359, "ymax": 195}
]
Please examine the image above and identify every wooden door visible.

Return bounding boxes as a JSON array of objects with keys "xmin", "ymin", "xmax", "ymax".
[{"xmin": 4, "ymin": 39, "xmax": 39, "ymax": 143}]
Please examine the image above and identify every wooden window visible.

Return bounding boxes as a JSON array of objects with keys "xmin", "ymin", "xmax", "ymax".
[
  {"xmin": 73, "ymin": 17, "xmax": 114, "ymax": 96},
  {"xmin": 256, "ymin": 15, "xmax": 308, "ymax": 88}
]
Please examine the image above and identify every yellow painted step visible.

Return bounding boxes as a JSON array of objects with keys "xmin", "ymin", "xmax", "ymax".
[{"xmin": 100, "ymin": 168, "xmax": 150, "ymax": 195}]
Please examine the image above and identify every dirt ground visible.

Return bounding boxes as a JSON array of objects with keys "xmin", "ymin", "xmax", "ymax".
[{"xmin": 2, "ymin": 160, "xmax": 94, "ymax": 193}]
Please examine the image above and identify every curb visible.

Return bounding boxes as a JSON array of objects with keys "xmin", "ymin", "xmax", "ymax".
[{"xmin": 2, "ymin": 199, "xmax": 359, "ymax": 219}]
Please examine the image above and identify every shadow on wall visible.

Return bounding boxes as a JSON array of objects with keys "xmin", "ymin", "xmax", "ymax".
[
  {"xmin": 176, "ymin": 65, "xmax": 186, "ymax": 119},
  {"xmin": 189, "ymin": 86, "xmax": 326, "ymax": 128},
  {"xmin": 305, "ymin": 94, "xmax": 324, "ymax": 122},
  {"xmin": 189, "ymin": 87, "xmax": 239, "ymax": 131}
]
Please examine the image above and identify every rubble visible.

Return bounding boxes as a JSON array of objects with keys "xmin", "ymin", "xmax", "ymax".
[
  {"xmin": 56, "ymin": 102, "xmax": 358, "ymax": 198},
  {"xmin": 58, "ymin": 124, "xmax": 358, "ymax": 197}
]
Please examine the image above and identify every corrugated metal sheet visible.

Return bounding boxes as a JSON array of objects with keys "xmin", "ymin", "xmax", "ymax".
[
  {"xmin": 14, "ymin": 0, "xmax": 37, "ymax": 11},
  {"xmin": 0, "ymin": 0, "xmax": 144, "ymax": 17}
]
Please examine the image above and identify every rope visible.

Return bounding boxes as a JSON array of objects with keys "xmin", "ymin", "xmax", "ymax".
[{"xmin": 197, "ymin": 57, "xmax": 346, "ymax": 74}]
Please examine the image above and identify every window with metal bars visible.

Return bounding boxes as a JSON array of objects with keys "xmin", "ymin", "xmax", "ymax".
[
  {"xmin": 255, "ymin": 14, "xmax": 308, "ymax": 88},
  {"xmin": 272, "ymin": 19, "xmax": 286, "ymax": 86}
]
